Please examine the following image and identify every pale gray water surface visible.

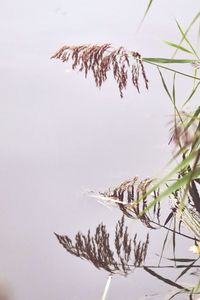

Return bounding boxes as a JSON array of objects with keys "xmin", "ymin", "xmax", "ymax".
[{"xmin": 1, "ymin": 1, "xmax": 200, "ymax": 299}]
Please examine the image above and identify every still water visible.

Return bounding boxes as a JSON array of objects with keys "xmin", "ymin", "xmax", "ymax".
[{"xmin": 1, "ymin": 1, "xmax": 200, "ymax": 299}]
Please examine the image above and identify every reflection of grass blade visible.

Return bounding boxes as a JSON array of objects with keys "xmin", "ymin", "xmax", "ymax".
[
  {"xmin": 167, "ymin": 258, "xmax": 196, "ymax": 263},
  {"xmin": 168, "ymin": 291, "xmax": 183, "ymax": 300},
  {"xmin": 144, "ymin": 267, "xmax": 189, "ymax": 291},
  {"xmin": 164, "ymin": 40, "xmax": 193, "ymax": 54},
  {"xmin": 158, "ymin": 219, "xmax": 172, "ymax": 266},
  {"xmin": 164, "ymin": 212, "xmax": 174, "ymax": 226},
  {"xmin": 101, "ymin": 275, "xmax": 112, "ymax": 300},
  {"xmin": 175, "ymin": 258, "xmax": 198, "ymax": 282},
  {"xmin": 173, "ymin": 218, "xmax": 176, "ymax": 266}
]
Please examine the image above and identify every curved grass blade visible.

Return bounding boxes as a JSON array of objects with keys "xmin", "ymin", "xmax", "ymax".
[{"xmin": 168, "ymin": 291, "xmax": 184, "ymax": 300}]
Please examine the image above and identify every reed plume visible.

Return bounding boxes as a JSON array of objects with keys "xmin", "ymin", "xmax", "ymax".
[{"xmin": 51, "ymin": 44, "xmax": 148, "ymax": 97}]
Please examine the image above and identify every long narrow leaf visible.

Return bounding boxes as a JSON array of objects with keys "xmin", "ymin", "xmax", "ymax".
[
  {"xmin": 143, "ymin": 59, "xmax": 200, "ymax": 80},
  {"xmin": 144, "ymin": 267, "xmax": 189, "ymax": 291},
  {"xmin": 164, "ymin": 40, "xmax": 194, "ymax": 54},
  {"xmin": 175, "ymin": 259, "xmax": 198, "ymax": 282},
  {"xmin": 167, "ymin": 258, "xmax": 196, "ymax": 263},
  {"xmin": 182, "ymin": 81, "xmax": 200, "ymax": 107},
  {"xmin": 143, "ymin": 58, "xmax": 199, "ymax": 64},
  {"xmin": 172, "ymin": 11, "xmax": 200, "ymax": 57},
  {"xmin": 131, "ymin": 149, "xmax": 200, "ymax": 211},
  {"xmin": 141, "ymin": 165, "xmax": 200, "ymax": 215},
  {"xmin": 138, "ymin": 0, "xmax": 153, "ymax": 30},
  {"xmin": 176, "ymin": 20, "xmax": 199, "ymax": 59},
  {"xmin": 158, "ymin": 68, "xmax": 172, "ymax": 100}
]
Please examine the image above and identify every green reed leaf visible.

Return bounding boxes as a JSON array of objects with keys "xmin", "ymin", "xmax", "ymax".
[
  {"xmin": 176, "ymin": 20, "xmax": 199, "ymax": 59},
  {"xmin": 164, "ymin": 40, "xmax": 194, "ymax": 54},
  {"xmin": 182, "ymin": 82, "xmax": 200, "ymax": 107},
  {"xmin": 138, "ymin": 0, "xmax": 154, "ymax": 30},
  {"xmin": 143, "ymin": 58, "xmax": 199, "ymax": 64},
  {"xmin": 172, "ymin": 11, "xmax": 200, "ymax": 57}
]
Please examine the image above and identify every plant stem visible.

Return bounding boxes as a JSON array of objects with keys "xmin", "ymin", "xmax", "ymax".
[
  {"xmin": 101, "ymin": 275, "xmax": 112, "ymax": 300},
  {"xmin": 143, "ymin": 59, "xmax": 200, "ymax": 80}
]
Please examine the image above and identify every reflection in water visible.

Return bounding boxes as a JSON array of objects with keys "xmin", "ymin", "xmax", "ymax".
[
  {"xmin": 55, "ymin": 216, "xmax": 149, "ymax": 276},
  {"xmin": 100, "ymin": 177, "xmax": 161, "ymax": 229},
  {"xmin": 101, "ymin": 176, "xmax": 200, "ymax": 243},
  {"xmin": 55, "ymin": 176, "xmax": 200, "ymax": 299}
]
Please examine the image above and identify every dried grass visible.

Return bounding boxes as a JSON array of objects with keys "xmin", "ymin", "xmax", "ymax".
[{"xmin": 51, "ymin": 44, "xmax": 148, "ymax": 97}]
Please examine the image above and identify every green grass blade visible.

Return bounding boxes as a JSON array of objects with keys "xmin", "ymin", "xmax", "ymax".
[
  {"xmin": 176, "ymin": 20, "xmax": 199, "ymax": 59},
  {"xmin": 142, "ymin": 165, "xmax": 200, "ymax": 215},
  {"xmin": 158, "ymin": 69, "xmax": 182, "ymax": 122},
  {"xmin": 138, "ymin": 0, "xmax": 153, "ymax": 30},
  {"xmin": 197, "ymin": 20, "xmax": 200, "ymax": 51},
  {"xmin": 143, "ymin": 58, "xmax": 199, "ymax": 64},
  {"xmin": 182, "ymin": 81, "xmax": 200, "ymax": 107},
  {"xmin": 130, "ymin": 149, "xmax": 199, "ymax": 214},
  {"xmin": 184, "ymin": 106, "xmax": 200, "ymax": 131},
  {"xmin": 142, "ymin": 59, "xmax": 200, "ymax": 80},
  {"xmin": 158, "ymin": 68, "xmax": 172, "ymax": 100},
  {"xmin": 172, "ymin": 11, "xmax": 200, "ymax": 57},
  {"xmin": 164, "ymin": 40, "xmax": 194, "ymax": 54}
]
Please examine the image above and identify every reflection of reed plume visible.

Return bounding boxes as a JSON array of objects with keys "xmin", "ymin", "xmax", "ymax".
[
  {"xmin": 101, "ymin": 177, "xmax": 200, "ymax": 242},
  {"xmin": 55, "ymin": 216, "xmax": 149, "ymax": 275},
  {"xmin": 101, "ymin": 177, "xmax": 161, "ymax": 229},
  {"xmin": 51, "ymin": 44, "xmax": 148, "ymax": 97}
]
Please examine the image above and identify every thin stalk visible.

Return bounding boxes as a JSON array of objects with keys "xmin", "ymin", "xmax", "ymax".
[
  {"xmin": 143, "ymin": 59, "xmax": 200, "ymax": 80},
  {"xmin": 101, "ymin": 275, "xmax": 112, "ymax": 300}
]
